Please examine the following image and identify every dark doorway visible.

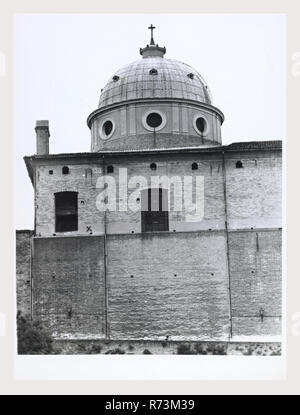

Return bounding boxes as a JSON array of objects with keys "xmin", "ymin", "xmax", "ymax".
[{"xmin": 55, "ymin": 191, "xmax": 78, "ymax": 232}]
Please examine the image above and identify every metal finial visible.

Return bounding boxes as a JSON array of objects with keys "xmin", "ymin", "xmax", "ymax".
[{"xmin": 148, "ymin": 24, "xmax": 156, "ymax": 45}]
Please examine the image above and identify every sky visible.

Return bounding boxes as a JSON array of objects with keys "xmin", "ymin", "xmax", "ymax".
[{"xmin": 14, "ymin": 13, "xmax": 286, "ymax": 229}]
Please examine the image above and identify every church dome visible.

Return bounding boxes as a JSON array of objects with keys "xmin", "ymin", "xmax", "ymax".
[
  {"xmin": 98, "ymin": 56, "xmax": 213, "ymax": 108},
  {"xmin": 88, "ymin": 26, "xmax": 224, "ymax": 152}
]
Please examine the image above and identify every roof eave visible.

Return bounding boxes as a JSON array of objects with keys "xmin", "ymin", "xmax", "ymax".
[{"xmin": 23, "ymin": 140, "xmax": 282, "ymax": 166}]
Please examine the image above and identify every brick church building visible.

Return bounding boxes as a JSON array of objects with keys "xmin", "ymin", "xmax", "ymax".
[{"xmin": 16, "ymin": 27, "xmax": 282, "ymax": 353}]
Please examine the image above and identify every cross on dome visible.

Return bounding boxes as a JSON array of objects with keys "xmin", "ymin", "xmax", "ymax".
[
  {"xmin": 140, "ymin": 24, "xmax": 166, "ymax": 58},
  {"xmin": 148, "ymin": 24, "xmax": 156, "ymax": 45}
]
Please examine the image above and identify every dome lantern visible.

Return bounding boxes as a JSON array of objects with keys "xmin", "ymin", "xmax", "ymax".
[{"xmin": 139, "ymin": 24, "xmax": 166, "ymax": 58}]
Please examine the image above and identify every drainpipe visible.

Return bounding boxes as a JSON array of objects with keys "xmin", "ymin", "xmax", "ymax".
[
  {"xmin": 153, "ymin": 127, "xmax": 156, "ymax": 148},
  {"xmin": 30, "ymin": 234, "xmax": 34, "ymax": 321},
  {"xmin": 222, "ymin": 151, "xmax": 233, "ymax": 339},
  {"xmin": 102, "ymin": 155, "xmax": 109, "ymax": 339}
]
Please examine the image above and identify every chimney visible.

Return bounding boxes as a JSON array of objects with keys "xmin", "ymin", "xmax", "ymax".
[{"xmin": 35, "ymin": 120, "xmax": 50, "ymax": 155}]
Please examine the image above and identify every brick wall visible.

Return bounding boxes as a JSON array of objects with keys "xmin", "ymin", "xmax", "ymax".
[
  {"xmin": 17, "ymin": 147, "xmax": 282, "ymax": 341},
  {"xmin": 229, "ymin": 229, "xmax": 282, "ymax": 338},
  {"xmin": 34, "ymin": 150, "xmax": 281, "ymax": 237},
  {"xmin": 225, "ymin": 150, "xmax": 282, "ymax": 229},
  {"xmin": 18, "ymin": 228, "xmax": 282, "ymax": 340},
  {"xmin": 34, "ymin": 153, "xmax": 226, "ymax": 236},
  {"xmin": 32, "ymin": 236, "xmax": 106, "ymax": 338},
  {"xmin": 35, "ymin": 162, "xmax": 105, "ymax": 236},
  {"xmin": 16, "ymin": 230, "xmax": 33, "ymax": 317},
  {"xmin": 107, "ymin": 231, "xmax": 230, "ymax": 341},
  {"xmin": 27, "ymin": 232, "xmax": 231, "ymax": 340}
]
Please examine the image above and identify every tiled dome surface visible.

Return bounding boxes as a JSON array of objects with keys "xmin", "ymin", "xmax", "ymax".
[{"xmin": 98, "ymin": 57, "xmax": 212, "ymax": 108}]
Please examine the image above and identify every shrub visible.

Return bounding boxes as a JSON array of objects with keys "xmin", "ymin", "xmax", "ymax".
[
  {"xmin": 193, "ymin": 344, "xmax": 207, "ymax": 355},
  {"xmin": 270, "ymin": 350, "xmax": 281, "ymax": 356},
  {"xmin": 17, "ymin": 311, "xmax": 54, "ymax": 354},
  {"xmin": 77, "ymin": 343, "xmax": 87, "ymax": 353},
  {"xmin": 105, "ymin": 348, "xmax": 125, "ymax": 354},
  {"xmin": 90, "ymin": 344, "xmax": 102, "ymax": 354},
  {"xmin": 177, "ymin": 344, "xmax": 195, "ymax": 355},
  {"xmin": 244, "ymin": 347, "xmax": 253, "ymax": 356},
  {"xmin": 206, "ymin": 343, "xmax": 227, "ymax": 355},
  {"xmin": 214, "ymin": 344, "xmax": 227, "ymax": 355}
]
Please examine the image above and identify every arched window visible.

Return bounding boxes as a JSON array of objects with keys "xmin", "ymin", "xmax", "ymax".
[
  {"xmin": 55, "ymin": 191, "xmax": 78, "ymax": 232},
  {"xmin": 192, "ymin": 162, "xmax": 198, "ymax": 170},
  {"xmin": 236, "ymin": 160, "xmax": 243, "ymax": 169},
  {"xmin": 62, "ymin": 166, "xmax": 69, "ymax": 175},
  {"xmin": 141, "ymin": 188, "xmax": 169, "ymax": 232},
  {"xmin": 150, "ymin": 162, "xmax": 157, "ymax": 171},
  {"xmin": 107, "ymin": 165, "xmax": 114, "ymax": 174}
]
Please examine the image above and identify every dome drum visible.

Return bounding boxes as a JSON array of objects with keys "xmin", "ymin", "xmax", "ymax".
[{"xmin": 89, "ymin": 100, "xmax": 223, "ymax": 152}]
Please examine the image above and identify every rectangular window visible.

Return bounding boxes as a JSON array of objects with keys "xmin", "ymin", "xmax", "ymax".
[
  {"xmin": 55, "ymin": 191, "xmax": 78, "ymax": 232},
  {"xmin": 141, "ymin": 188, "xmax": 169, "ymax": 232}
]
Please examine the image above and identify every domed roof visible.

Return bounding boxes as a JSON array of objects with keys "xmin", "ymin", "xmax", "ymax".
[{"xmin": 98, "ymin": 55, "xmax": 213, "ymax": 109}]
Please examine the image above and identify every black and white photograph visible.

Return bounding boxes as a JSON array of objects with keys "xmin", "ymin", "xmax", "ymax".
[{"xmin": 15, "ymin": 14, "xmax": 284, "ymax": 358}]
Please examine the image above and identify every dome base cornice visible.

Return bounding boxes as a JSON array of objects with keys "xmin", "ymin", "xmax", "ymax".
[{"xmin": 87, "ymin": 98, "xmax": 224, "ymax": 129}]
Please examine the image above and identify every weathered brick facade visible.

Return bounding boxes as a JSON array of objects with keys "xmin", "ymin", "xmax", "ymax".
[
  {"xmin": 17, "ymin": 143, "xmax": 282, "ymax": 341},
  {"xmin": 16, "ymin": 230, "xmax": 33, "ymax": 316}
]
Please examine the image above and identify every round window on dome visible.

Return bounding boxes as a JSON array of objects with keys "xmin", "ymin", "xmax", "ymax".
[
  {"xmin": 146, "ymin": 113, "xmax": 162, "ymax": 128},
  {"xmin": 104, "ymin": 120, "xmax": 113, "ymax": 135},
  {"xmin": 193, "ymin": 116, "xmax": 208, "ymax": 136},
  {"xmin": 143, "ymin": 111, "xmax": 166, "ymax": 132},
  {"xmin": 100, "ymin": 119, "xmax": 115, "ymax": 140}
]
